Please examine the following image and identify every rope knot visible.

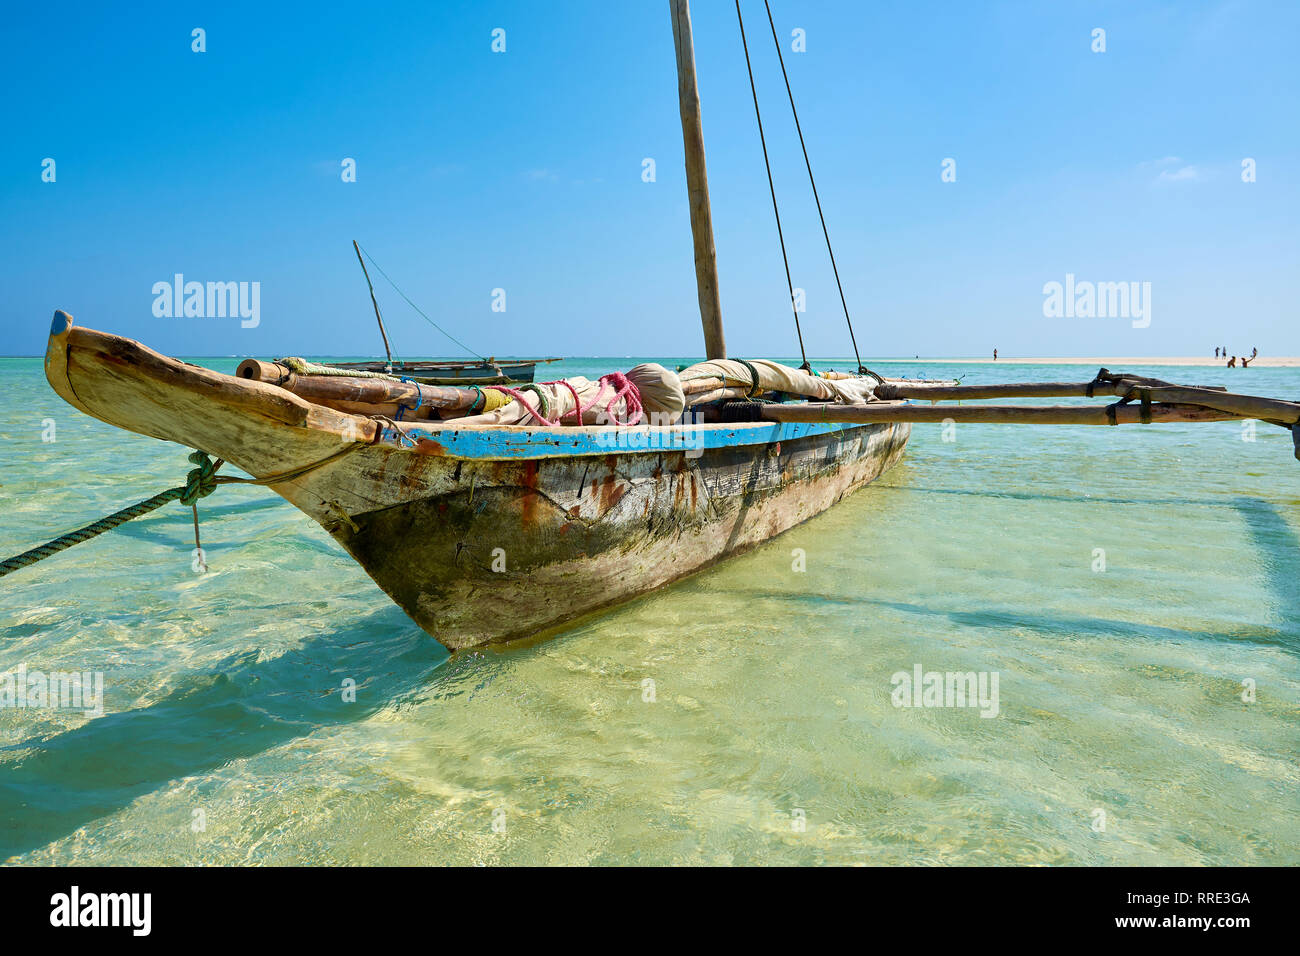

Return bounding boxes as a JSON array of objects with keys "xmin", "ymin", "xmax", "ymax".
[
  {"xmin": 181, "ymin": 451, "xmax": 219, "ymax": 505},
  {"xmin": 597, "ymin": 372, "xmax": 644, "ymax": 425}
]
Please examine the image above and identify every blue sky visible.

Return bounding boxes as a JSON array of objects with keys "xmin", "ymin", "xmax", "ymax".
[{"xmin": 2, "ymin": 0, "xmax": 1296, "ymax": 358}]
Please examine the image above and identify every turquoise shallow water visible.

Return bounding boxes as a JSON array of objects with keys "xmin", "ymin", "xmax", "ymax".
[{"xmin": 1, "ymin": 354, "xmax": 1297, "ymax": 865}]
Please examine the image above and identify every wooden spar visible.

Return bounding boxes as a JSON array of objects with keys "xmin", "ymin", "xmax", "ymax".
[
  {"xmin": 758, "ymin": 402, "xmax": 1242, "ymax": 426},
  {"xmin": 873, "ymin": 379, "xmax": 1300, "ymax": 425},
  {"xmin": 236, "ymin": 359, "xmax": 477, "ymax": 413},
  {"xmin": 875, "ymin": 379, "xmax": 1227, "ymax": 401},
  {"xmin": 670, "ymin": 0, "xmax": 726, "ymax": 360},
  {"xmin": 1118, "ymin": 386, "xmax": 1300, "ymax": 425},
  {"xmin": 353, "ymin": 239, "xmax": 394, "ymax": 370}
]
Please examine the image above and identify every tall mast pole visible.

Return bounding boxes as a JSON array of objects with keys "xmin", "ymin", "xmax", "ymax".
[{"xmin": 669, "ymin": 0, "xmax": 726, "ymax": 360}]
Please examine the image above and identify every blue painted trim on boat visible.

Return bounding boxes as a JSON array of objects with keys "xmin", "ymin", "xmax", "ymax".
[{"xmin": 384, "ymin": 419, "xmax": 876, "ymax": 461}]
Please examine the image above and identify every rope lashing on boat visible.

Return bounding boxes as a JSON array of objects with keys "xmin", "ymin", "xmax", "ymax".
[
  {"xmin": 1104, "ymin": 385, "xmax": 1155, "ymax": 425},
  {"xmin": 596, "ymin": 372, "xmax": 645, "ymax": 425},
  {"xmin": 0, "ymin": 443, "xmax": 369, "ymax": 579},
  {"xmin": 554, "ymin": 379, "xmax": 594, "ymax": 423},
  {"xmin": 478, "ymin": 387, "xmax": 511, "ymax": 413},
  {"xmin": 369, "ymin": 414, "xmax": 418, "ymax": 446},
  {"xmin": 1085, "ymin": 367, "xmax": 1125, "ymax": 398},
  {"xmin": 488, "ymin": 374, "xmax": 645, "ymax": 426},
  {"xmin": 394, "ymin": 377, "xmax": 425, "ymax": 421},
  {"xmin": 737, "ymin": 359, "xmax": 765, "ymax": 399},
  {"xmin": 180, "ymin": 450, "xmax": 219, "ymax": 504},
  {"xmin": 488, "ymin": 384, "xmax": 556, "ymax": 425}
]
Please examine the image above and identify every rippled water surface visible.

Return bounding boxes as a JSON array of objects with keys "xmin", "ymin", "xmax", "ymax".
[{"xmin": 1, "ymin": 355, "xmax": 1297, "ymax": 865}]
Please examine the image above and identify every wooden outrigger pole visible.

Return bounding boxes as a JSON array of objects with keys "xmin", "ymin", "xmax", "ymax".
[
  {"xmin": 670, "ymin": 0, "xmax": 727, "ymax": 360},
  {"xmin": 754, "ymin": 368, "xmax": 1300, "ymax": 459}
]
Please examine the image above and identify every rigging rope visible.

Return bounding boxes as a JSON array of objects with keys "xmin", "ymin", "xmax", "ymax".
[
  {"xmin": 761, "ymin": 0, "xmax": 867, "ymax": 375},
  {"xmin": 355, "ymin": 242, "xmax": 486, "ymax": 362},
  {"xmin": 735, "ymin": 0, "xmax": 810, "ymax": 372}
]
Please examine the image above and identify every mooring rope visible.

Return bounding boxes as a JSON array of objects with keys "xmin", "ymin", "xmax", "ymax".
[
  {"xmin": 0, "ymin": 443, "xmax": 367, "ymax": 579},
  {"xmin": 0, "ymin": 451, "xmax": 219, "ymax": 578}
]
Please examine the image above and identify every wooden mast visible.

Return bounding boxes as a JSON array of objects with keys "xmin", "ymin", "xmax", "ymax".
[
  {"xmin": 352, "ymin": 240, "xmax": 394, "ymax": 372},
  {"xmin": 670, "ymin": 0, "xmax": 726, "ymax": 360}
]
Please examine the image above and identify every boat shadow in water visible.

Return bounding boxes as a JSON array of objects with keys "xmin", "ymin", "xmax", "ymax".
[
  {"xmin": 0, "ymin": 607, "xmax": 463, "ymax": 861},
  {"xmin": 1232, "ymin": 496, "xmax": 1300, "ymax": 634},
  {"xmin": 740, "ymin": 574, "xmax": 1297, "ymax": 656}
]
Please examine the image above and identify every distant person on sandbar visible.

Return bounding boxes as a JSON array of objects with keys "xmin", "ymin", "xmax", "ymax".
[
  {"xmin": 1227, "ymin": 355, "xmax": 1237, "ymax": 367},
  {"xmin": 993, "ymin": 348, "xmax": 998, "ymax": 361},
  {"xmin": 1215, "ymin": 347, "xmax": 1221, "ymax": 358},
  {"xmin": 1251, "ymin": 347, "xmax": 1258, "ymax": 359}
]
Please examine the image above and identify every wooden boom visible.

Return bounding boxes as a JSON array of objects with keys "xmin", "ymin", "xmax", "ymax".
[
  {"xmin": 874, "ymin": 379, "xmax": 1226, "ymax": 401},
  {"xmin": 759, "ymin": 402, "xmax": 1242, "ymax": 426},
  {"xmin": 874, "ymin": 373, "xmax": 1300, "ymax": 427}
]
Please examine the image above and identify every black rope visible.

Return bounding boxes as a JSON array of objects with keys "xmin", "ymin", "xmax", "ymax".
[
  {"xmin": 761, "ymin": 0, "xmax": 865, "ymax": 374},
  {"xmin": 735, "ymin": 0, "xmax": 809, "ymax": 371}
]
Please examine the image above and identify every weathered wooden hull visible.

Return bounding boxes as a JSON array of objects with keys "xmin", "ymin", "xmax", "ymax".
[
  {"xmin": 44, "ymin": 314, "xmax": 909, "ymax": 651},
  {"xmin": 333, "ymin": 422, "xmax": 908, "ymax": 648}
]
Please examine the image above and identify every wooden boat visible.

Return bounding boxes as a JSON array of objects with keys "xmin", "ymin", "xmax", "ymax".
[
  {"xmin": 38, "ymin": 0, "xmax": 920, "ymax": 651},
  {"xmin": 43, "ymin": 312, "xmax": 909, "ymax": 650},
  {"xmin": 320, "ymin": 357, "xmax": 562, "ymax": 386}
]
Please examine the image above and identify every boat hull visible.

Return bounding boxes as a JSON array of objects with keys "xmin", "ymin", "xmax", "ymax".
[{"xmin": 332, "ymin": 421, "xmax": 909, "ymax": 649}]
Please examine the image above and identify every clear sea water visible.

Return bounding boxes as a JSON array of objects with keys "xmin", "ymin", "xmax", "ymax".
[{"xmin": 1, "ymin": 354, "xmax": 1296, "ymax": 865}]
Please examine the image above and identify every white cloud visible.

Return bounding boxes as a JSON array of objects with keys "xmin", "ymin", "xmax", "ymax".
[{"xmin": 1156, "ymin": 164, "xmax": 1202, "ymax": 183}]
